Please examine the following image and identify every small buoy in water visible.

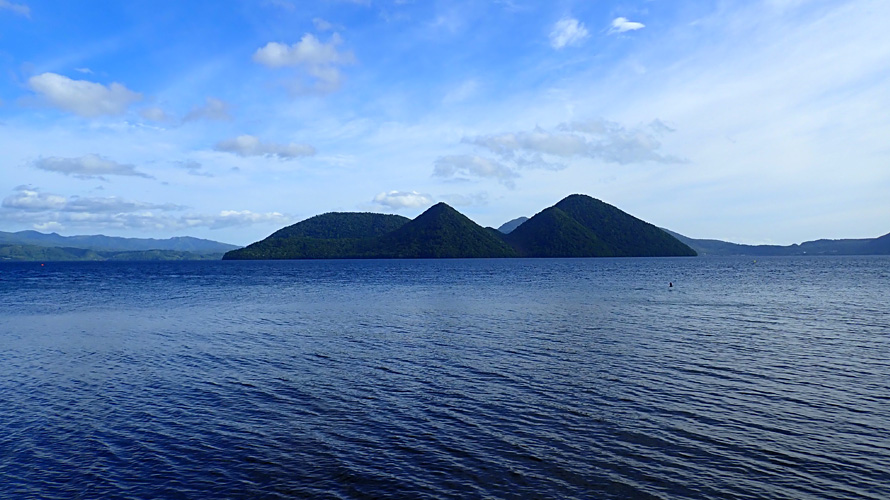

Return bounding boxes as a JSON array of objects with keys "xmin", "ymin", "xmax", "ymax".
[
  {"xmin": 669, "ymin": 282, "xmax": 673, "ymax": 288},
  {"xmin": 41, "ymin": 263, "xmax": 45, "ymax": 267}
]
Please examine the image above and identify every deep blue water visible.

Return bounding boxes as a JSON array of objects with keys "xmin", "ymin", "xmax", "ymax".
[{"xmin": 1, "ymin": 256, "xmax": 888, "ymax": 499}]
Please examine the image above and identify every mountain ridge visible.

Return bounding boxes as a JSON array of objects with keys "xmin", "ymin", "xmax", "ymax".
[
  {"xmin": 664, "ymin": 229, "xmax": 890, "ymax": 256},
  {"xmin": 0, "ymin": 230, "xmax": 239, "ymax": 253},
  {"xmin": 0, "ymin": 244, "xmax": 225, "ymax": 262},
  {"xmin": 224, "ymin": 195, "xmax": 695, "ymax": 260},
  {"xmin": 504, "ymin": 194, "xmax": 696, "ymax": 257},
  {"xmin": 497, "ymin": 217, "xmax": 529, "ymax": 234},
  {"xmin": 224, "ymin": 204, "xmax": 518, "ymax": 259},
  {"xmin": 370, "ymin": 202, "xmax": 518, "ymax": 258}
]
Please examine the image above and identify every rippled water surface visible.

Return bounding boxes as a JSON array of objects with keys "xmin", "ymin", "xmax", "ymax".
[{"xmin": 1, "ymin": 257, "xmax": 889, "ymax": 499}]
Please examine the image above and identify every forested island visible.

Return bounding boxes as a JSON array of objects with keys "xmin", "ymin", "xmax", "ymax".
[{"xmin": 223, "ymin": 194, "xmax": 697, "ymax": 260}]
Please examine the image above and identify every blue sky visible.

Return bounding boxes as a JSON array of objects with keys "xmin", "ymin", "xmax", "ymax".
[{"xmin": 1, "ymin": 0, "xmax": 888, "ymax": 246}]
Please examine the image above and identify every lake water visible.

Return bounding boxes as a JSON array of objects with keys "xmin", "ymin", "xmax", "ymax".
[{"xmin": 1, "ymin": 256, "xmax": 888, "ymax": 499}]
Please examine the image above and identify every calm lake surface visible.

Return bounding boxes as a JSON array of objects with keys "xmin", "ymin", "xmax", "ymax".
[{"xmin": 1, "ymin": 256, "xmax": 888, "ymax": 499}]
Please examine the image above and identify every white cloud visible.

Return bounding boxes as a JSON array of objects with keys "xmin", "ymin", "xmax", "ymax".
[
  {"xmin": 27, "ymin": 73, "xmax": 142, "ymax": 117},
  {"xmin": 214, "ymin": 135, "xmax": 316, "ymax": 159},
  {"xmin": 0, "ymin": 0, "xmax": 29, "ymax": 17},
  {"xmin": 373, "ymin": 190, "xmax": 434, "ymax": 209},
  {"xmin": 549, "ymin": 17, "xmax": 589, "ymax": 49},
  {"xmin": 253, "ymin": 34, "xmax": 354, "ymax": 67},
  {"xmin": 433, "ymin": 155, "xmax": 519, "ymax": 187},
  {"xmin": 0, "ymin": 186, "xmax": 290, "ymax": 234},
  {"xmin": 2, "ymin": 186, "xmax": 66, "ymax": 211},
  {"xmin": 609, "ymin": 17, "xmax": 645, "ymax": 34},
  {"xmin": 34, "ymin": 221, "xmax": 63, "ymax": 232},
  {"xmin": 74, "ymin": 67, "xmax": 93, "ymax": 74},
  {"xmin": 4, "ymin": 210, "xmax": 287, "ymax": 233},
  {"xmin": 33, "ymin": 154, "xmax": 153, "ymax": 179},
  {"xmin": 183, "ymin": 97, "xmax": 231, "ymax": 122},
  {"xmin": 253, "ymin": 34, "xmax": 356, "ymax": 93},
  {"xmin": 2, "ymin": 186, "xmax": 181, "ymax": 213}
]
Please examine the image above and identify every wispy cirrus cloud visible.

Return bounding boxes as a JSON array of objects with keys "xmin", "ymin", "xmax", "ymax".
[
  {"xmin": 550, "ymin": 17, "xmax": 589, "ymax": 49},
  {"xmin": 140, "ymin": 97, "xmax": 231, "ymax": 125},
  {"xmin": 182, "ymin": 210, "xmax": 289, "ymax": 229},
  {"xmin": 0, "ymin": 0, "xmax": 30, "ymax": 17},
  {"xmin": 175, "ymin": 160, "xmax": 213, "ymax": 177},
  {"xmin": 183, "ymin": 97, "xmax": 231, "ymax": 122},
  {"xmin": 262, "ymin": 0, "xmax": 294, "ymax": 11},
  {"xmin": 442, "ymin": 79, "xmax": 479, "ymax": 105},
  {"xmin": 140, "ymin": 106, "xmax": 175, "ymax": 123},
  {"xmin": 468, "ymin": 119, "xmax": 683, "ymax": 166},
  {"xmin": 33, "ymin": 154, "xmax": 153, "ymax": 179},
  {"xmin": 313, "ymin": 18, "xmax": 341, "ymax": 32},
  {"xmin": 432, "ymin": 119, "xmax": 683, "ymax": 188},
  {"xmin": 214, "ymin": 135, "xmax": 316, "ymax": 159},
  {"xmin": 27, "ymin": 73, "xmax": 142, "ymax": 117},
  {"xmin": 440, "ymin": 191, "xmax": 489, "ymax": 207},
  {"xmin": 433, "ymin": 154, "xmax": 519, "ymax": 188}
]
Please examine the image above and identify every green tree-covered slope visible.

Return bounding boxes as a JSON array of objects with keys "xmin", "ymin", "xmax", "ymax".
[
  {"xmin": 503, "ymin": 207, "xmax": 613, "ymax": 257},
  {"xmin": 223, "ymin": 212, "xmax": 411, "ymax": 260},
  {"xmin": 370, "ymin": 203, "xmax": 517, "ymax": 258},
  {"xmin": 506, "ymin": 194, "xmax": 696, "ymax": 257}
]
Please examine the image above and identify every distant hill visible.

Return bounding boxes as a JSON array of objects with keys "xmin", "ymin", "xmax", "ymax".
[
  {"xmin": 371, "ymin": 203, "xmax": 517, "ymax": 258},
  {"xmin": 664, "ymin": 229, "xmax": 890, "ymax": 256},
  {"xmin": 224, "ymin": 205, "xmax": 516, "ymax": 259},
  {"xmin": 223, "ymin": 212, "xmax": 411, "ymax": 259},
  {"xmin": 863, "ymin": 232, "xmax": 890, "ymax": 254},
  {"xmin": 0, "ymin": 230, "xmax": 239, "ymax": 253},
  {"xmin": 266, "ymin": 212, "xmax": 410, "ymax": 240},
  {"xmin": 503, "ymin": 207, "xmax": 612, "ymax": 257},
  {"xmin": 225, "ymin": 195, "xmax": 695, "ymax": 260},
  {"xmin": 505, "ymin": 195, "xmax": 696, "ymax": 257},
  {"xmin": 0, "ymin": 244, "xmax": 224, "ymax": 262},
  {"xmin": 497, "ymin": 217, "xmax": 529, "ymax": 234}
]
